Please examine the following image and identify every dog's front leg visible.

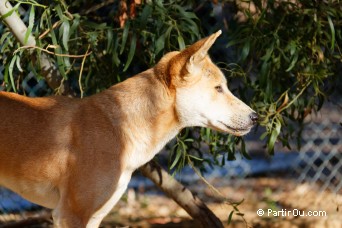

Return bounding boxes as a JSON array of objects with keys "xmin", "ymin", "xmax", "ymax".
[
  {"xmin": 52, "ymin": 170, "xmax": 132, "ymax": 228},
  {"xmin": 85, "ymin": 171, "xmax": 132, "ymax": 228}
]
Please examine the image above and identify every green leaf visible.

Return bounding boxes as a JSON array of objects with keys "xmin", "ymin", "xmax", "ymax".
[
  {"xmin": 260, "ymin": 61, "xmax": 270, "ymax": 87},
  {"xmin": 106, "ymin": 29, "xmax": 113, "ymax": 53},
  {"xmin": 327, "ymin": 15, "xmax": 335, "ymax": 50},
  {"xmin": 184, "ymin": 138, "xmax": 194, "ymax": 142},
  {"xmin": 221, "ymin": 155, "xmax": 225, "ymax": 166},
  {"xmin": 177, "ymin": 35, "xmax": 185, "ymax": 50},
  {"xmin": 155, "ymin": 33, "xmax": 165, "ymax": 55},
  {"xmin": 46, "ymin": 11, "xmax": 66, "ymax": 79},
  {"xmin": 62, "ymin": 20, "xmax": 70, "ymax": 51},
  {"xmin": 188, "ymin": 154, "xmax": 203, "ymax": 161},
  {"xmin": 268, "ymin": 120, "xmax": 281, "ymax": 154},
  {"xmin": 233, "ymin": 198, "xmax": 245, "ymax": 206},
  {"xmin": 140, "ymin": 4, "xmax": 152, "ymax": 28},
  {"xmin": 8, "ymin": 55, "xmax": 17, "ymax": 92},
  {"xmin": 285, "ymin": 52, "xmax": 298, "ymax": 72},
  {"xmin": 227, "ymin": 151, "xmax": 236, "ymax": 161},
  {"xmin": 123, "ymin": 33, "xmax": 137, "ymax": 72},
  {"xmin": 15, "ymin": 54, "xmax": 23, "ymax": 72},
  {"xmin": 240, "ymin": 139, "xmax": 251, "ymax": 160},
  {"xmin": 286, "ymin": 41, "xmax": 297, "ymax": 56},
  {"xmin": 120, "ymin": 21, "xmax": 130, "ymax": 55},
  {"xmin": 55, "ymin": 4, "xmax": 64, "ymax": 20},
  {"xmin": 170, "ymin": 149, "xmax": 182, "ymax": 170},
  {"xmin": 4, "ymin": 65, "xmax": 9, "ymax": 90},
  {"xmin": 260, "ymin": 131, "xmax": 268, "ymax": 140},
  {"xmin": 84, "ymin": 21, "xmax": 107, "ymax": 30},
  {"xmin": 24, "ymin": 5, "xmax": 35, "ymax": 45},
  {"xmin": 0, "ymin": 32, "xmax": 11, "ymax": 44},
  {"xmin": 70, "ymin": 14, "xmax": 80, "ymax": 35},
  {"xmin": 226, "ymin": 38, "xmax": 244, "ymax": 48},
  {"xmin": 155, "ymin": 26, "xmax": 173, "ymax": 55},
  {"xmin": 206, "ymin": 128, "xmax": 211, "ymax": 142},
  {"xmin": 112, "ymin": 33, "xmax": 120, "ymax": 67},
  {"xmin": 260, "ymin": 44, "xmax": 274, "ymax": 62},
  {"xmin": 0, "ymin": 3, "xmax": 20, "ymax": 20},
  {"xmin": 180, "ymin": 17, "xmax": 199, "ymax": 36},
  {"xmin": 227, "ymin": 211, "xmax": 234, "ymax": 224},
  {"xmin": 240, "ymin": 39, "xmax": 250, "ymax": 61},
  {"xmin": 179, "ymin": 139, "xmax": 188, "ymax": 151}
]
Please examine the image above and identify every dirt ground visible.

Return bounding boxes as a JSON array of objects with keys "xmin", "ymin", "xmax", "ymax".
[{"xmin": 0, "ymin": 177, "xmax": 341, "ymax": 228}]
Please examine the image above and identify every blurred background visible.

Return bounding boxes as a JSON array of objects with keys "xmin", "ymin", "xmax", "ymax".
[{"xmin": 0, "ymin": 0, "xmax": 341, "ymax": 227}]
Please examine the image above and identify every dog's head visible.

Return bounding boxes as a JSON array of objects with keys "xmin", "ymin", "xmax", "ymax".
[{"xmin": 165, "ymin": 30, "xmax": 258, "ymax": 136}]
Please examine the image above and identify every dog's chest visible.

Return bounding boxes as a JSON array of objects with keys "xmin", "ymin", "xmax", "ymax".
[{"xmin": 124, "ymin": 128, "xmax": 179, "ymax": 171}]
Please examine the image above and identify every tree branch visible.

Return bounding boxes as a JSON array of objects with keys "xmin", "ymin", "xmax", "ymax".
[
  {"xmin": 0, "ymin": 1, "xmax": 70, "ymax": 95},
  {"xmin": 140, "ymin": 161, "xmax": 224, "ymax": 228},
  {"xmin": 0, "ymin": 1, "xmax": 35, "ymax": 46}
]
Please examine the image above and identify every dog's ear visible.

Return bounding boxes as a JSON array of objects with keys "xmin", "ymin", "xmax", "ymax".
[
  {"xmin": 169, "ymin": 30, "xmax": 221, "ymax": 85},
  {"xmin": 186, "ymin": 30, "xmax": 222, "ymax": 66}
]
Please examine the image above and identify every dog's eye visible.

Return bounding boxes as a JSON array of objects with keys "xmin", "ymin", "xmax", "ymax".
[{"xmin": 215, "ymin": 85, "xmax": 223, "ymax": 93}]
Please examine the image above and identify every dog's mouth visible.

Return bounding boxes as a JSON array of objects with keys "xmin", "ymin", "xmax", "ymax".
[{"xmin": 218, "ymin": 121, "xmax": 252, "ymax": 136}]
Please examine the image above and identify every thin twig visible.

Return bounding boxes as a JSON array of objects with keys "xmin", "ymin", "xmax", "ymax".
[
  {"xmin": 187, "ymin": 157, "xmax": 251, "ymax": 227},
  {"xmin": 15, "ymin": 0, "xmax": 47, "ymax": 8},
  {"xmin": 276, "ymin": 80, "xmax": 311, "ymax": 114},
  {"xmin": 79, "ymin": 45, "xmax": 91, "ymax": 98},
  {"xmin": 55, "ymin": 78, "xmax": 65, "ymax": 96},
  {"xmin": 188, "ymin": 158, "xmax": 232, "ymax": 203},
  {"xmin": 84, "ymin": 0, "xmax": 115, "ymax": 14},
  {"xmin": 14, "ymin": 45, "xmax": 92, "ymax": 58},
  {"xmin": 39, "ymin": 21, "xmax": 62, "ymax": 40}
]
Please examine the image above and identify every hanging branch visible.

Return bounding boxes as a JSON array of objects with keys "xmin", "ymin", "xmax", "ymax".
[{"xmin": 140, "ymin": 161, "xmax": 224, "ymax": 228}]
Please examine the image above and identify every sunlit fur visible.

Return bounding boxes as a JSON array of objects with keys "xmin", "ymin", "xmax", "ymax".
[{"xmin": 0, "ymin": 30, "xmax": 256, "ymax": 227}]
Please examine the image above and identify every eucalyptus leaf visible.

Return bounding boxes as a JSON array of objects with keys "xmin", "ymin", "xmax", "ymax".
[
  {"xmin": 24, "ymin": 6, "xmax": 35, "ymax": 45},
  {"xmin": 120, "ymin": 21, "xmax": 130, "ymax": 55},
  {"xmin": 8, "ymin": 55, "xmax": 17, "ymax": 92},
  {"xmin": 62, "ymin": 20, "xmax": 70, "ymax": 51},
  {"xmin": 123, "ymin": 33, "xmax": 137, "ymax": 72}
]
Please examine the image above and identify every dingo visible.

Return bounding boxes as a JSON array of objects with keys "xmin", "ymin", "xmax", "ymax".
[{"xmin": 0, "ymin": 30, "xmax": 258, "ymax": 227}]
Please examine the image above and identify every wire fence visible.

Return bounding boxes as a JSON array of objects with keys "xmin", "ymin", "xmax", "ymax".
[{"xmin": 294, "ymin": 106, "xmax": 342, "ymax": 193}]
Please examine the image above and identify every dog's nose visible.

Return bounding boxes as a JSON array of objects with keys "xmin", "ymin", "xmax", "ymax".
[{"xmin": 249, "ymin": 112, "xmax": 259, "ymax": 124}]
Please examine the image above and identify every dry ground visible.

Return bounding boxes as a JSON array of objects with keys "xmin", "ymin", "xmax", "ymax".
[{"xmin": 1, "ymin": 177, "xmax": 341, "ymax": 228}]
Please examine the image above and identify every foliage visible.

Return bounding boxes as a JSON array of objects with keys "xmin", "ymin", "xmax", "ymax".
[
  {"xmin": 1, "ymin": 0, "xmax": 201, "ymax": 95},
  {"xmin": 227, "ymin": 0, "xmax": 341, "ymax": 154},
  {"xmin": 0, "ymin": 0, "xmax": 341, "ymax": 172}
]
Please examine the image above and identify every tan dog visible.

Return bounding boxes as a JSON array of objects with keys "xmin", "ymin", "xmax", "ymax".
[{"xmin": 0, "ymin": 30, "xmax": 258, "ymax": 227}]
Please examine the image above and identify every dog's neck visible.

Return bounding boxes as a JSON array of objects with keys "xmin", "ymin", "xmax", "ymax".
[{"xmin": 96, "ymin": 69, "xmax": 181, "ymax": 170}]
